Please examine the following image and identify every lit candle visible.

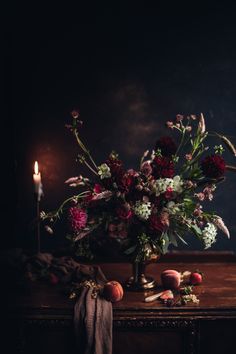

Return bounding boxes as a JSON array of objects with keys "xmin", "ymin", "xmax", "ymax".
[{"xmin": 33, "ymin": 161, "xmax": 42, "ymax": 194}]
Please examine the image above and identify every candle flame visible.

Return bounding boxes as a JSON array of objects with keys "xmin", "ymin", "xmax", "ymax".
[{"xmin": 34, "ymin": 161, "xmax": 39, "ymax": 174}]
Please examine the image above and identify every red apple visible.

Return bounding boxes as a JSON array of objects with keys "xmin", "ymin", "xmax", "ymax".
[
  {"xmin": 161, "ymin": 269, "xmax": 181, "ymax": 290},
  {"xmin": 190, "ymin": 272, "xmax": 202, "ymax": 285},
  {"xmin": 103, "ymin": 280, "xmax": 124, "ymax": 302}
]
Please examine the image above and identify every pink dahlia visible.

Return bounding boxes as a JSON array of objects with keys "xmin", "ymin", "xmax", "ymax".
[
  {"xmin": 201, "ymin": 155, "xmax": 226, "ymax": 179},
  {"xmin": 68, "ymin": 207, "xmax": 87, "ymax": 232},
  {"xmin": 141, "ymin": 161, "xmax": 153, "ymax": 177}
]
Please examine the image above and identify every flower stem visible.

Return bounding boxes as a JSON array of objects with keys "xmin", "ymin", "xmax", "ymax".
[{"xmin": 74, "ymin": 130, "xmax": 98, "ymax": 170}]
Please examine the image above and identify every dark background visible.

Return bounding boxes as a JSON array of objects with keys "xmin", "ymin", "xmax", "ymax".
[{"xmin": 5, "ymin": 2, "xmax": 236, "ymax": 253}]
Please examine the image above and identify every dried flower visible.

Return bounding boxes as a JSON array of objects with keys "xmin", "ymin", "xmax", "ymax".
[
  {"xmin": 217, "ymin": 134, "xmax": 236, "ymax": 156},
  {"xmin": 213, "ymin": 216, "xmax": 230, "ymax": 239},
  {"xmin": 198, "ymin": 113, "xmax": 206, "ymax": 135}
]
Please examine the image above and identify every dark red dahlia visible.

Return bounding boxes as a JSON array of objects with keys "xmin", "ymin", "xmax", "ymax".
[
  {"xmin": 106, "ymin": 156, "xmax": 124, "ymax": 177},
  {"xmin": 155, "ymin": 136, "xmax": 177, "ymax": 157},
  {"xmin": 201, "ymin": 154, "xmax": 226, "ymax": 179},
  {"xmin": 103, "ymin": 156, "xmax": 125, "ymax": 190},
  {"xmin": 152, "ymin": 156, "xmax": 175, "ymax": 178},
  {"xmin": 117, "ymin": 173, "xmax": 135, "ymax": 193}
]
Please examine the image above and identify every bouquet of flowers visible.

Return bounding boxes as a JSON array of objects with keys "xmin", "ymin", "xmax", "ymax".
[{"xmin": 41, "ymin": 111, "xmax": 236, "ymax": 261}]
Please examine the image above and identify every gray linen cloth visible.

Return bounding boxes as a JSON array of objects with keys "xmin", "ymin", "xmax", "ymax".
[{"xmin": 74, "ymin": 265, "xmax": 113, "ymax": 354}]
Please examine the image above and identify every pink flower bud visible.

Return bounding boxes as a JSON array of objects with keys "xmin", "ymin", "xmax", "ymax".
[
  {"xmin": 71, "ymin": 110, "xmax": 80, "ymax": 119},
  {"xmin": 176, "ymin": 114, "xmax": 184, "ymax": 122},
  {"xmin": 185, "ymin": 154, "xmax": 192, "ymax": 161},
  {"xmin": 185, "ymin": 126, "xmax": 192, "ymax": 132},
  {"xmin": 166, "ymin": 121, "xmax": 174, "ymax": 128}
]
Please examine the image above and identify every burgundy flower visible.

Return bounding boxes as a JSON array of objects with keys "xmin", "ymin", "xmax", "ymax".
[
  {"xmin": 68, "ymin": 207, "xmax": 87, "ymax": 232},
  {"xmin": 149, "ymin": 214, "xmax": 165, "ymax": 233},
  {"xmin": 155, "ymin": 136, "xmax": 177, "ymax": 157},
  {"xmin": 152, "ymin": 156, "xmax": 175, "ymax": 178},
  {"xmin": 106, "ymin": 156, "xmax": 124, "ymax": 177},
  {"xmin": 93, "ymin": 184, "xmax": 102, "ymax": 193},
  {"xmin": 117, "ymin": 173, "xmax": 134, "ymax": 193},
  {"xmin": 116, "ymin": 206, "xmax": 133, "ymax": 220},
  {"xmin": 201, "ymin": 155, "xmax": 226, "ymax": 179}
]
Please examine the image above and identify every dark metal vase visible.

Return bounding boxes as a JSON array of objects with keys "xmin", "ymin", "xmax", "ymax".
[{"xmin": 125, "ymin": 261, "xmax": 157, "ymax": 291}]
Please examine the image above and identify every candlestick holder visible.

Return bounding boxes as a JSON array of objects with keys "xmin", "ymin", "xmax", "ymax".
[{"xmin": 35, "ymin": 183, "xmax": 43, "ymax": 254}]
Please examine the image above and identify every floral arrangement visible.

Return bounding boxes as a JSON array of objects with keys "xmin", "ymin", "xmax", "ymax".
[{"xmin": 41, "ymin": 111, "xmax": 236, "ymax": 261}]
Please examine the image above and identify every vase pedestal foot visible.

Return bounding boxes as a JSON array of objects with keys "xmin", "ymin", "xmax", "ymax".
[{"xmin": 125, "ymin": 275, "xmax": 157, "ymax": 291}]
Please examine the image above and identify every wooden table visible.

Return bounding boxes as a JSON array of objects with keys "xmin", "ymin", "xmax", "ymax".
[{"xmin": 5, "ymin": 252, "xmax": 236, "ymax": 354}]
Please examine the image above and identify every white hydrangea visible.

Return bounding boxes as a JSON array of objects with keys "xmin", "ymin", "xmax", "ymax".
[
  {"xmin": 202, "ymin": 223, "xmax": 217, "ymax": 249},
  {"xmin": 133, "ymin": 201, "xmax": 152, "ymax": 220},
  {"xmin": 98, "ymin": 163, "xmax": 111, "ymax": 179},
  {"xmin": 153, "ymin": 175, "xmax": 183, "ymax": 196}
]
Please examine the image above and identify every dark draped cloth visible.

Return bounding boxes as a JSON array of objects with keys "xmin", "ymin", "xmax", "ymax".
[
  {"xmin": 0, "ymin": 251, "xmax": 113, "ymax": 354},
  {"xmin": 73, "ymin": 265, "xmax": 112, "ymax": 354}
]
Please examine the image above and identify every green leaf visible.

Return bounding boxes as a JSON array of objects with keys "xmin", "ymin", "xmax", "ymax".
[
  {"xmin": 175, "ymin": 232, "xmax": 188, "ymax": 245},
  {"xmin": 160, "ymin": 232, "xmax": 170, "ymax": 254},
  {"xmin": 169, "ymin": 231, "xmax": 178, "ymax": 247},
  {"xmin": 191, "ymin": 224, "xmax": 202, "ymax": 237},
  {"xmin": 124, "ymin": 245, "xmax": 137, "ymax": 255}
]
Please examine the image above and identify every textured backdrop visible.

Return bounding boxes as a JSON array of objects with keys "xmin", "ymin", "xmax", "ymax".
[{"xmin": 7, "ymin": 3, "xmax": 236, "ymax": 253}]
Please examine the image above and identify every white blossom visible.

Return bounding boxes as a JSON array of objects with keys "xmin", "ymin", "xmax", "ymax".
[
  {"xmin": 153, "ymin": 175, "xmax": 183, "ymax": 196},
  {"xmin": 172, "ymin": 175, "xmax": 184, "ymax": 193},
  {"xmin": 133, "ymin": 201, "xmax": 152, "ymax": 220},
  {"xmin": 202, "ymin": 223, "xmax": 217, "ymax": 249},
  {"xmin": 98, "ymin": 163, "xmax": 111, "ymax": 179}
]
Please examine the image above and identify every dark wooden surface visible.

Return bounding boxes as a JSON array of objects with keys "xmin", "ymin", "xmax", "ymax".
[{"xmin": 5, "ymin": 252, "xmax": 236, "ymax": 354}]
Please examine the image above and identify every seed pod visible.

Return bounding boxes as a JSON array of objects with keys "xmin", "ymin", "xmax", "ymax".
[{"xmin": 218, "ymin": 135, "xmax": 236, "ymax": 156}]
